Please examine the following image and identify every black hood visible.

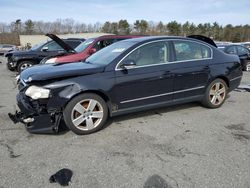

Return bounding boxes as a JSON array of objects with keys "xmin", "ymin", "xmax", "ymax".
[
  {"xmin": 20, "ymin": 62, "xmax": 105, "ymax": 83},
  {"xmin": 46, "ymin": 33, "xmax": 76, "ymax": 53},
  {"xmin": 5, "ymin": 50, "xmax": 36, "ymax": 57},
  {"xmin": 188, "ymin": 35, "xmax": 217, "ymax": 47}
]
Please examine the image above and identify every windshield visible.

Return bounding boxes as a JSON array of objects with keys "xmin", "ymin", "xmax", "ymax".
[
  {"xmin": 30, "ymin": 42, "xmax": 46, "ymax": 50},
  {"xmin": 75, "ymin": 38, "xmax": 95, "ymax": 53},
  {"xmin": 85, "ymin": 40, "xmax": 136, "ymax": 65}
]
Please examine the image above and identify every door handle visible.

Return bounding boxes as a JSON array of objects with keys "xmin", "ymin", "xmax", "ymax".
[{"xmin": 204, "ymin": 66, "xmax": 209, "ymax": 69}]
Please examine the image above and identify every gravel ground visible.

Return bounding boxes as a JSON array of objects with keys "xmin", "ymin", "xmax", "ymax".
[{"xmin": 0, "ymin": 56, "xmax": 250, "ymax": 188}]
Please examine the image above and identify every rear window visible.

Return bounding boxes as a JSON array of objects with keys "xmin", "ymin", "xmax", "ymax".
[
  {"xmin": 173, "ymin": 40, "xmax": 212, "ymax": 61},
  {"xmin": 75, "ymin": 38, "xmax": 95, "ymax": 53}
]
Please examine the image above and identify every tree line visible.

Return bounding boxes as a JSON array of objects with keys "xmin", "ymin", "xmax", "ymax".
[{"xmin": 0, "ymin": 19, "xmax": 249, "ymax": 42}]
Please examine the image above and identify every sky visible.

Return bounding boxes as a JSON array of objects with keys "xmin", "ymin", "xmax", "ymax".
[{"xmin": 0, "ymin": 0, "xmax": 250, "ymax": 25}]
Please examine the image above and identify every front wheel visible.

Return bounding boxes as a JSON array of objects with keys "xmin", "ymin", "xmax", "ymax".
[
  {"xmin": 202, "ymin": 78, "xmax": 228, "ymax": 108},
  {"xmin": 63, "ymin": 93, "xmax": 108, "ymax": 135},
  {"xmin": 7, "ymin": 62, "xmax": 15, "ymax": 71},
  {"xmin": 17, "ymin": 61, "xmax": 34, "ymax": 73}
]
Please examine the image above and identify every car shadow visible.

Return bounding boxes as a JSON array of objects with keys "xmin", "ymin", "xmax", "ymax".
[
  {"xmin": 102, "ymin": 102, "xmax": 201, "ymax": 131},
  {"xmin": 51, "ymin": 95, "xmax": 233, "ymax": 135}
]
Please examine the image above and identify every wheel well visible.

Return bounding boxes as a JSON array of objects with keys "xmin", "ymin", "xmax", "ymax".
[
  {"xmin": 68, "ymin": 90, "xmax": 111, "ymax": 115},
  {"xmin": 81, "ymin": 90, "xmax": 110, "ymax": 102},
  {"xmin": 215, "ymin": 76, "xmax": 229, "ymax": 88}
]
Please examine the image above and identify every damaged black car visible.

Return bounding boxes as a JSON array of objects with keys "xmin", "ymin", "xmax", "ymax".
[{"xmin": 10, "ymin": 36, "xmax": 242, "ymax": 135}]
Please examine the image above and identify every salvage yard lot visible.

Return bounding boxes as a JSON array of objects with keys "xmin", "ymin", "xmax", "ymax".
[{"xmin": 0, "ymin": 56, "xmax": 249, "ymax": 188}]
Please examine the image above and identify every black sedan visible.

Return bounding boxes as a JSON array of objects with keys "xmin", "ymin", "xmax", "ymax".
[
  {"xmin": 10, "ymin": 36, "xmax": 242, "ymax": 135},
  {"xmin": 218, "ymin": 44, "xmax": 250, "ymax": 71}
]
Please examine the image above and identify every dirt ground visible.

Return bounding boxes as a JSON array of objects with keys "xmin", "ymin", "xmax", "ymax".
[{"xmin": 0, "ymin": 56, "xmax": 250, "ymax": 188}]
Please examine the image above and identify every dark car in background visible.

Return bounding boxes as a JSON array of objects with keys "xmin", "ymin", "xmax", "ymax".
[
  {"xmin": 0, "ymin": 44, "xmax": 17, "ymax": 55},
  {"xmin": 241, "ymin": 42, "xmax": 250, "ymax": 49},
  {"xmin": 42, "ymin": 35, "xmax": 144, "ymax": 64},
  {"xmin": 5, "ymin": 34, "xmax": 84, "ymax": 72},
  {"xmin": 218, "ymin": 44, "xmax": 250, "ymax": 71},
  {"xmin": 11, "ymin": 36, "xmax": 242, "ymax": 135}
]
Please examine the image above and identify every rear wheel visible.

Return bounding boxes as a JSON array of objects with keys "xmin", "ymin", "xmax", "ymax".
[
  {"xmin": 63, "ymin": 93, "xmax": 108, "ymax": 135},
  {"xmin": 17, "ymin": 61, "xmax": 34, "ymax": 73},
  {"xmin": 202, "ymin": 78, "xmax": 228, "ymax": 108}
]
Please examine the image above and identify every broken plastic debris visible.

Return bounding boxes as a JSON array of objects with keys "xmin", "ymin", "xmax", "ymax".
[{"xmin": 49, "ymin": 168, "xmax": 73, "ymax": 186}]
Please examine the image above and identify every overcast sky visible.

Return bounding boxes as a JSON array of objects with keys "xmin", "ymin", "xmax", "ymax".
[{"xmin": 0, "ymin": 0, "xmax": 249, "ymax": 25}]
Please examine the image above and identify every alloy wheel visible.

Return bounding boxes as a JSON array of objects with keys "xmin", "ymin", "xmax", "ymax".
[
  {"xmin": 209, "ymin": 82, "xmax": 226, "ymax": 106},
  {"xmin": 71, "ymin": 99, "xmax": 104, "ymax": 131},
  {"xmin": 20, "ymin": 63, "xmax": 32, "ymax": 71}
]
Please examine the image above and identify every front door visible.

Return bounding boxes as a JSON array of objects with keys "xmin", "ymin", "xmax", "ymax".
[{"xmin": 113, "ymin": 41, "xmax": 175, "ymax": 110}]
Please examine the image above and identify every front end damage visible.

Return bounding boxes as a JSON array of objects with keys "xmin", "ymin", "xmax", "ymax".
[
  {"xmin": 8, "ymin": 78, "xmax": 80, "ymax": 134},
  {"xmin": 9, "ymin": 92, "xmax": 64, "ymax": 134}
]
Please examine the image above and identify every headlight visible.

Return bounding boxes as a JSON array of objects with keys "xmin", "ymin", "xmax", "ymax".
[
  {"xmin": 25, "ymin": 86, "xmax": 50, "ymax": 99},
  {"xmin": 45, "ymin": 58, "xmax": 57, "ymax": 64}
]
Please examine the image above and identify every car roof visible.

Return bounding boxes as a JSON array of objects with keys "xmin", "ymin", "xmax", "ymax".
[
  {"xmin": 95, "ymin": 35, "xmax": 146, "ymax": 40},
  {"xmin": 122, "ymin": 36, "xmax": 215, "ymax": 45}
]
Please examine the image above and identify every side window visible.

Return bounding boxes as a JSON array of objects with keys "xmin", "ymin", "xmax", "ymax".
[
  {"xmin": 121, "ymin": 41, "xmax": 170, "ymax": 67},
  {"xmin": 93, "ymin": 39, "xmax": 114, "ymax": 51},
  {"xmin": 237, "ymin": 46, "xmax": 249, "ymax": 56},
  {"xmin": 226, "ymin": 46, "xmax": 237, "ymax": 54},
  {"xmin": 173, "ymin": 41, "xmax": 211, "ymax": 61},
  {"xmin": 43, "ymin": 41, "xmax": 63, "ymax": 51}
]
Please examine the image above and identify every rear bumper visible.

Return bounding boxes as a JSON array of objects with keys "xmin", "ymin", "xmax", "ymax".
[
  {"xmin": 9, "ymin": 93, "xmax": 64, "ymax": 134},
  {"xmin": 229, "ymin": 76, "xmax": 242, "ymax": 92}
]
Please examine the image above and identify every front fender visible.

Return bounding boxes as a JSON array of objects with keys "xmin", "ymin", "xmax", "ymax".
[{"xmin": 46, "ymin": 83, "xmax": 113, "ymax": 115}]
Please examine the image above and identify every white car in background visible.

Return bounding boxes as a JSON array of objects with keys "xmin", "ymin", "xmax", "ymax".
[{"xmin": 0, "ymin": 44, "xmax": 17, "ymax": 55}]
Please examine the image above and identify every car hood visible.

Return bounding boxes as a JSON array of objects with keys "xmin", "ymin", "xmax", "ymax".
[
  {"xmin": 5, "ymin": 50, "xmax": 33, "ymax": 57},
  {"xmin": 46, "ymin": 33, "xmax": 76, "ymax": 53},
  {"xmin": 20, "ymin": 62, "xmax": 105, "ymax": 83}
]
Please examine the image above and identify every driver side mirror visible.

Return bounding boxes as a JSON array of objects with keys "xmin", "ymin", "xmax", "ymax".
[
  {"xmin": 120, "ymin": 60, "xmax": 136, "ymax": 69},
  {"xmin": 41, "ymin": 46, "xmax": 48, "ymax": 52},
  {"xmin": 89, "ymin": 48, "xmax": 97, "ymax": 55}
]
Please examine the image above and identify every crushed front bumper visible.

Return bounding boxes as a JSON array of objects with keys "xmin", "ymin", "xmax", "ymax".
[{"xmin": 9, "ymin": 93, "xmax": 65, "ymax": 134}]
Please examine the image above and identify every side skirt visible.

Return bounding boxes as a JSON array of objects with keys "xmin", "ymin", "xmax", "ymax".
[{"xmin": 111, "ymin": 95, "xmax": 203, "ymax": 117}]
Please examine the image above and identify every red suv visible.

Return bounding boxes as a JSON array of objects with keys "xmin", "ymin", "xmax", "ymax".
[{"xmin": 43, "ymin": 35, "xmax": 143, "ymax": 64}]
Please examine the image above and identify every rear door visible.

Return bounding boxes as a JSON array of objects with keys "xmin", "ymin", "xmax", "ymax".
[{"xmin": 171, "ymin": 40, "xmax": 212, "ymax": 100}]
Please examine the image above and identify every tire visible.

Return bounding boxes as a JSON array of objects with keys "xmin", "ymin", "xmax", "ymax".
[
  {"xmin": 6, "ymin": 62, "xmax": 15, "ymax": 71},
  {"xmin": 17, "ymin": 61, "xmax": 34, "ymax": 73},
  {"xmin": 63, "ymin": 93, "xmax": 108, "ymax": 135},
  {"xmin": 202, "ymin": 78, "xmax": 228, "ymax": 108}
]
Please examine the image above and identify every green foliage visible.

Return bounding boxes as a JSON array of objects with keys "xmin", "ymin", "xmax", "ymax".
[
  {"xmin": 5, "ymin": 19, "xmax": 250, "ymax": 42},
  {"xmin": 167, "ymin": 21, "xmax": 181, "ymax": 36},
  {"xmin": 134, "ymin": 20, "xmax": 148, "ymax": 34},
  {"xmin": 24, "ymin": 19, "xmax": 34, "ymax": 35},
  {"xmin": 118, "ymin": 20, "xmax": 130, "ymax": 34}
]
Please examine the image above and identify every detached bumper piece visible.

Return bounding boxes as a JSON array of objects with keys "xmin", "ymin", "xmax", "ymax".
[
  {"xmin": 9, "ymin": 93, "xmax": 65, "ymax": 134},
  {"xmin": 8, "ymin": 111, "xmax": 63, "ymax": 134}
]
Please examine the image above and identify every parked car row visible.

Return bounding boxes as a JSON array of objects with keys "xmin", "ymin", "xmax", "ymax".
[{"xmin": 8, "ymin": 35, "xmax": 242, "ymax": 135}]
